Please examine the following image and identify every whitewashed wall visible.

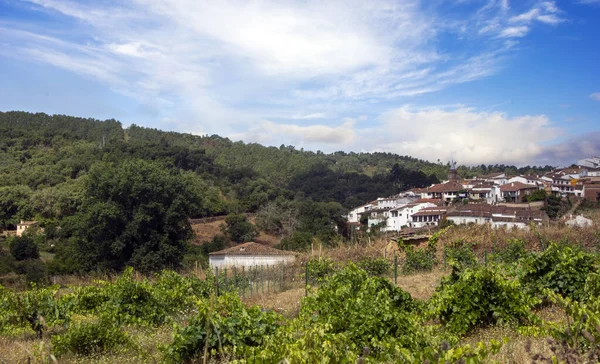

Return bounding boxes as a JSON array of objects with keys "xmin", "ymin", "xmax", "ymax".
[{"xmin": 209, "ymin": 254, "xmax": 296, "ymax": 268}]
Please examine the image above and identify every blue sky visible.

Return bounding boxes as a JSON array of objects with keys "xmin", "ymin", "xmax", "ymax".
[{"xmin": 1, "ymin": 0, "xmax": 599, "ymax": 166}]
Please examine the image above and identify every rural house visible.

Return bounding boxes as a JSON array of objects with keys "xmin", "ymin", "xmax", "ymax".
[{"xmin": 208, "ymin": 242, "xmax": 296, "ymax": 268}]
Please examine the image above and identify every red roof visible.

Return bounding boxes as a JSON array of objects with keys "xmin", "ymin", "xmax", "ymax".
[
  {"xmin": 412, "ymin": 207, "xmax": 447, "ymax": 216},
  {"xmin": 426, "ymin": 181, "xmax": 463, "ymax": 193}
]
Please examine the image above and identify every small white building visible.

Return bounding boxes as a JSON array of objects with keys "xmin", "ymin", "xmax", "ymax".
[
  {"xmin": 564, "ymin": 215, "xmax": 593, "ymax": 227},
  {"xmin": 347, "ymin": 203, "xmax": 373, "ymax": 223},
  {"xmin": 208, "ymin": 242, "xmax": 296, "ymax": 268},
  {"xmin": 16, "ymin": 220, "xmax": 39, "ymax": 237}
]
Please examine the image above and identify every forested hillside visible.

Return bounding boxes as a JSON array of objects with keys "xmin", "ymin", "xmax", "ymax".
[{"xmin": 0, "ymin": 111, "xmax": 554, "ymax": 278}]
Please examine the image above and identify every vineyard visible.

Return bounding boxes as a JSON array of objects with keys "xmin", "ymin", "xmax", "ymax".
[{"xmin": 2, "ymin": 225, "xmax": 600, "ymax": 363}]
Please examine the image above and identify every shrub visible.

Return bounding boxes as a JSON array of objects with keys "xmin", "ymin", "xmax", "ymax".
[
  {"xmin": 162, "ymin": 293, "xmax": 280, "ymax": 363},
  {"xmin": 300, "ymin": 265, "xmax": 427, "ymax": 356},
  {"xmin": 430, "ymin": 266, "xmax": 540, "ymax": 335},
  {"xmin": 52, "ymin": 320, "xmax": 130, "ymax": 356},
  {"xmin": 9, "ymin": 235, "xmax": 39, "ymax": 261},
  {"xmin": 402, "ymin": 245, "xmax": 436, "ymax": 274},
  {"xmin": 306, "ymin": 257, "xmax": 337, "ymax": 283},
  {"xmin": 99, "ymin": 268, "xmax": 168, "ymax": 326},
  {"xmin": 221, "ymin": 213, "xmax": 258, "ymax": 243},
  {"xmin": 494, "ymin": 239, "xmax": 529, "ymax": 264},
  {"xmin": 357, "ymin": 257, "xmax": 391, "ymax": 276},
  {"xmin": 445, "ymin": 240, "xmax": 478, "ymax": 268},
  {"xmin": 278, "ymin": 231, "xmax": 313, "ymax": 251},
  {"xmin": 519, "ymin": 242, "xmax": 598, "ymax": 301}
]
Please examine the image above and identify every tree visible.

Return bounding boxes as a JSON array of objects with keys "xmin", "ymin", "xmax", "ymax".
[
  {"xmin": 221, "ymin": 213, "xmax": 258, "ymax": 243},
  {"xmin": 62, "ymin": 159, "xmax": 197, "ymax": 272},
  {"xmin": 9, "ymin": 235, "xmax": 40, "ymax": 261}
]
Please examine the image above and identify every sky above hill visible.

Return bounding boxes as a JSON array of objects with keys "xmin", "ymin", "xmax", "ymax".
[{"xmin": 1, "ymin": 0, "xmax": 599, "ymax": 167}]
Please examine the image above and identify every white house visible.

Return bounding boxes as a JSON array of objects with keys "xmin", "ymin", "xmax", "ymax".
[
  {"xmin": 16, "ymin": 220, "xmax": 39, "ymax": 237},
  {"xmin": 446, "ymin": 204, "xmax": 546, "ymax": 229},
  {"xmin": 577, "ymin": 157, "xmax": 600, "ymax": 169},
  {"xmin": 410, "ymin": 207, "xmax": 447, "ymax": 228},
  {"xmin": 564, "ymin": 215, "xmax": 593, "ymax": 227},
  {"xmin": 347, "ymin": 203, "xmax": 373, "ymax": 223},
  {"xmin": 209, "ymin": 242, "xmax": 296, "ymax": 268},
  {"xmin": 387, "ymin": 202, "xmax": 437, "ymax": 231}
]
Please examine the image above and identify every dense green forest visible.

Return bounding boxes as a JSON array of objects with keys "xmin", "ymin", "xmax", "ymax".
[{"xmin": 0, "ymin": 111, "xmax": 554, "ymax": 278}]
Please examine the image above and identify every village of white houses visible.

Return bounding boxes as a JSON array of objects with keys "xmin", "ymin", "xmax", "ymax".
[{"xmin": 348, "ymin": 157, "xmax": 600, "ymax": 233}]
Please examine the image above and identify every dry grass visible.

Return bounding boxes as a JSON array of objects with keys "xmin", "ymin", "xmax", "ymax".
[
  {"xmin": 243, "ymin": 287, "xmax": 306, "ymax": 318},
  {"xmin": 460, "ymin": 304, "xmax": 568, "ymax": 364},
  {"xmin": 0, "ymin": 325, "xmax": 175, "ymax": 364},
  {"xmin": 396, "ymin": 269, "xmax": 447, "ymax": 301},
  {"xmin": 438, "ymin": 222, "xmax": 600, "ymax": 259}
]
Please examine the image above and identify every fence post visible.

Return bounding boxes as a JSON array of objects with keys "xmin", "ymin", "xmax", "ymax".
[
  {"xmin": 596, "ymin": 229, "xmax": 599, "ymax": 255},
  {"xmin": 305, "ymin": 261, "xmax": 309, "ymax": 297},
  {"xmin": 267, "ymin": 265, "xmax": 270, "ymax": 293},
  {"xmin": 241, "ymin": 266, "xmax": 245, "ymax": 297},
  {"xmin": 484, "ymin": 251, "xmax": 488, "ymax": 266},
  {"xmin": 443, "ymin": 246, "xmax": 447, "ymax": 270},
  {"xmin": 261, "ymin": 265, "xmax": 264, "ymax": 295},
  {"xmin": 224, "ymin": 267, "xmax": 228, "ymax": 291},
  {"xmin": 394, "ymin": 252, "xmax": 397, "ymax": 285},
  {"xmin": 250, "ymin": 266, "xmax": 253, "ymax": 296},
  {"xmin": 215, "ymin": 267, "xmax": 219, "ymax": 296}
]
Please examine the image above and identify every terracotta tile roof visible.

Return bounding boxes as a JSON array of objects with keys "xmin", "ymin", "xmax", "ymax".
[
  {"xmin": 412, "ymin": 207, "xmax": 447, "ymax": 216},
  {"xmin": 209, "ymin": 242, "xmax": 295, "ymax": 256},
  {"xmin": 481, "ymin": 172, "xmax": 504, "ymax": 178},
  {"xmin": 414, "ymin": 198, "xmax": 442, "ymax": 204},
  {"xmin": 427, "ymin": 181, "xmax": 463, "ymax": 193},
  {"xmin": 17, "ymin": 220, "xmax": 39, "ymax": 226},
  {"xmin": 499, "ymin": 182, "xmax": 538, "ymax": 192},
  {"xmin": 447, "ymin": 204, "xmax": 546, "ymax": 222}
]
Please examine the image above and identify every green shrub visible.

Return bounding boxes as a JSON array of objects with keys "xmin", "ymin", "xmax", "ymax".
[
  {"xmin": 52, "ymin": 320, "xmax": 130, "ymax": 356},
  {"xmin": 494, "ymin": 239, "xmax": 529, "ymax": 264},
  {"xmin": 519, "ymin": 242, "xmax": 598, "ymax": 301},
  {"xmin": 430, "ymin": 266, "xmax": 540, "ymax": 335},
  {"xmin": 99, "ymin": 268, "xmax": 167, "ymax": 326},
  {"xmin": 306, "ymin": 257, "xmax": 337, "ymax": 283},
  {"xmin": 162, "ymin": 293, "xmax": 280, "ymax": 363},
  {"xmin": 357, "ymin": 257, "xmax": 391, "ymax": 276},
  {"xmin": 9, "ymin": 235, "xmax": 39, "ymax": 261},
  {"xmin": 254, "ymin": 265, "xmax": 477, "ymax": 362},
  {"xmin": 445, "ymin": 240, "xmax": 478, "ymax": 269},
  {"xmin": 402, "ymin": 245, "xmax": 436, "ymax": 274},
  {"xmin": 278, "ymin": 231, "xmax": 313, "ymax": 251},
  {"xmin": 65, "ymin": 284, "xmax": 111, "ymax": 314},
  {"xmin": 300, "ymin": 265, "xmax": 427, "ymax": 356},
  {"xmin": 0, "ymin": 284, "xmax": 69, "ymax": 337}
]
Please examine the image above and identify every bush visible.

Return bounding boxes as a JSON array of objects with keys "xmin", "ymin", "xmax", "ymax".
[
  {"xmin": 402, "ymin": 245, "xmax": 436, "ymax": 274},
  {"xmin": 15, "ymin": 259, "xmax": 48, "ymax": 285},
  {"xmin": 9, "ymin": 235, "xmax": 39, "ymax": 261},
  {"xmin": 221, "ymin": 213, "xmax": 258, "ymax": 243},
  {"xmin": 430, "ymin": 266, "xmax": 540, "ymax": 335},
  {"xmin": 306, "ymin": 257, "xmax": 337, "ymax": 283},
  {"xmin": 162, "ymin": 293, "xmax": 280, "ymax": 363},
  {"xmin": 494, "ymin": 239, "xmax": 529, "ymax": 264},
  {"xmin": 519, "ymin": 242, "xmax": 598, "ymax": 301},
  {"xmin": 445, "ymin": 240, "xmax": 478, "ymax": 269},
  {"xmin": 278, "ymin": 231, "xmax": 313, "ymax": 251},
  {"xmin": 52, "ymin": 320, "xmax": 130, "ymax": 356},
  {"xmin": 356, "ymin": 257, "xmax": 391, "ymax": 276}
]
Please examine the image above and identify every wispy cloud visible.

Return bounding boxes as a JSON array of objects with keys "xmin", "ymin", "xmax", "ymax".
[
  {"xmin": 0, "ymin": 0, "xmax": 569, "ymax": 150},
  {"xmin": 590, "ymin": 93, "xmax": 600, "ymax": 101}
]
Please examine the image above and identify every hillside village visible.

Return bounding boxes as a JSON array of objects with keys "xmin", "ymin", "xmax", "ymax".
[{"xmin": 348, "ymin": 157, "xmax": 600, "ymax": 232}]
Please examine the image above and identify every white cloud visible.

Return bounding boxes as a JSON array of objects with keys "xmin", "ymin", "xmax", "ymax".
[
  {"xmin": 233, "ymin": 119, "xmax": 356, "ymax": 146},
  {"xmin": 235, "ymin": 106, "xmax": 563, "ymax": 165},
  {"xmin": 0, "ymin": 0, "xmax": 568, "ymax": 146},
  {"xmin": 499, "ymin": 26, "xmax": 530, "ymax": 38},
  {"xmin": 590, "ymin": 93, "xmax": 600, "ymax": 101}
]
